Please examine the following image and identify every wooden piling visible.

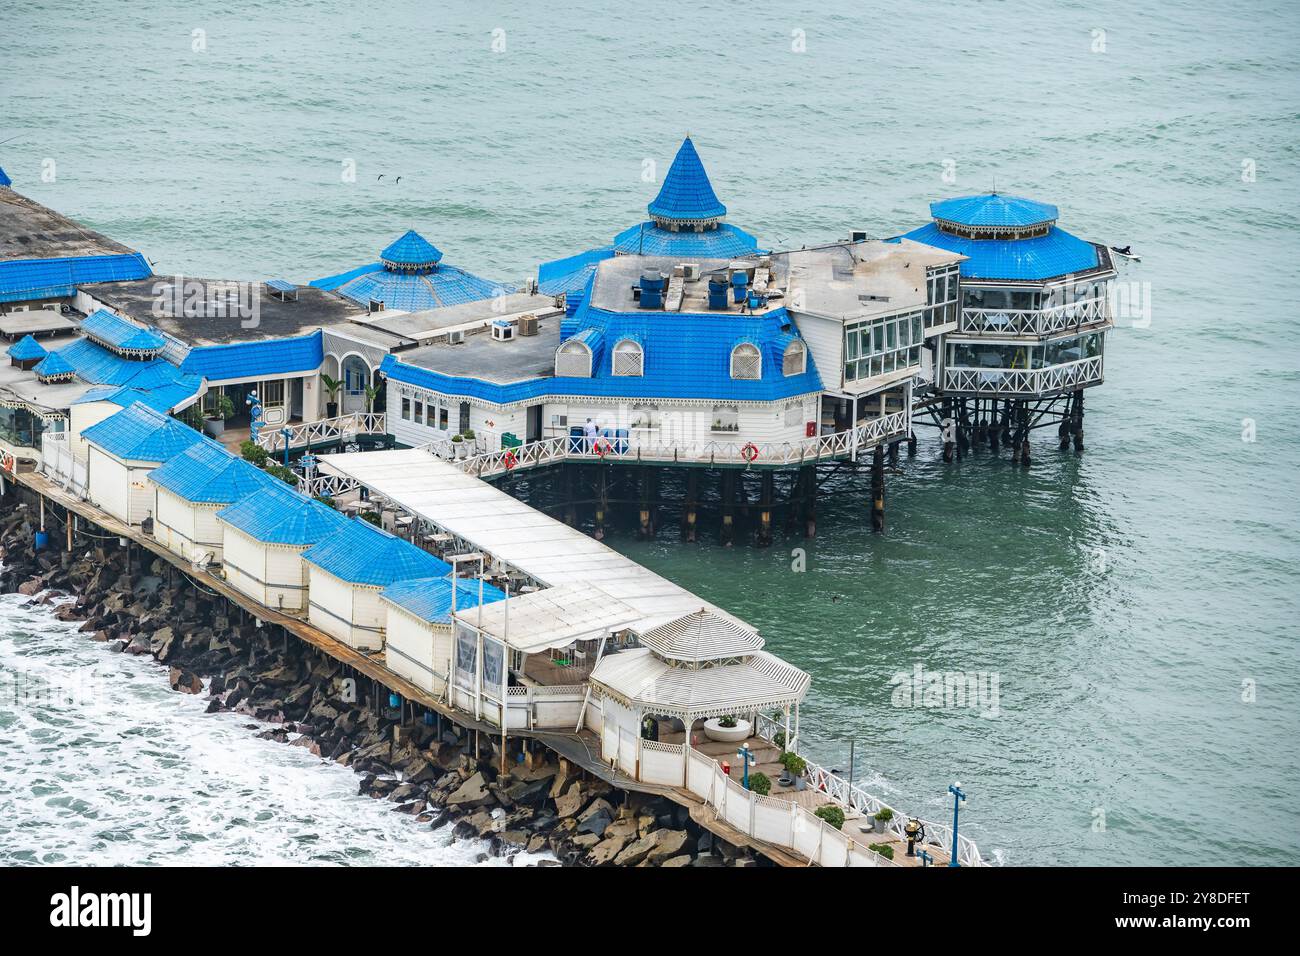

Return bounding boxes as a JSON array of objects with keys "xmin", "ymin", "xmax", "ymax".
[{"xmin": 871, "ymin": 446, "xmax": 885, "ymax": 533}]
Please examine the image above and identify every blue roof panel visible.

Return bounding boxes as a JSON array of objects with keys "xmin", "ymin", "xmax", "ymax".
[
  {"xmin": 81, "ymin": 309, "xmax": 166, "ymax": 352},
  {"xmin": 34, "ymin": 352, "xmax": 76, "ymax": 378},
  {"xmin": 647, "ymin": 137, "xmax": 727, "ymax": 222},
  {"xmin": 303, "ymin": 517, "xmax": 452, "ymax": 586},
  {"xmin": 381, "ymin": 575, "xmax": 506, "ymax": 624},
  {"xmin": 73, "ymin": 376, "xmax": 203, "ymax": 413},
  {"xmin": 611, "ymin": 222, "xmax": 762, "ymax": 258},
  {"xmin": 0, "ymin": 167, "xmax": 10, "ymax": 188},
  {"xmin": 902, "ymin": 221, "xmax": 1099, "ymax": 281},
  {"xmin": 930, "ymin": 194, "xmax": 1059, "ymax": 228},
  {"xmin": 53, "ymin": 337, "xmax": 184, "ymax": 387},
  {"xmin": 216, "ymin": 482, "xmax": 348, "ymax": 546},
  {"xmin": 180, "ymin": 331, "xmax": 324, "ymax": 380},
  {"xmin": 537, "ymin": 246, "xmax": 615, "ymax": 296},
  {"xmin": 81, "ymin": 401, "xmax": 208, "ymax": 463},
  {"xmin": 0, "ymin": 252, "xmax": 151, "ymax": 302},
  {"xmin": 329, "ymin": 265, "xmax": 508, "ymax": 312},
  {"xmin": 7, "ymin": 334, "xmax": 47, "ymax": 361},
  {"xmin": 149, "ymin": 440, "xmax": 278, "ymax": 503}
]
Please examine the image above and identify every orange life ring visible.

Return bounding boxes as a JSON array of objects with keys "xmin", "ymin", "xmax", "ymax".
[
  {"xmin": 595, "ymin": 438, "xmax": 613, "ymax": 458},
  {"xmin": 503, "ymin": 450, "xmax": 518, "ymax": 470},
  {"xmin": 741, "ymin": 442, "xmax": 760, "ymax": 463}
]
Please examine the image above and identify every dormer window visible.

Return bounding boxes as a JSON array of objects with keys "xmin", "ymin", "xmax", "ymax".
[
  {"xmin": 556, "ymin": 338, "xmax": 593, "ymax": 377},
  {"xmin": 612, "ymin": 339, "xmax": 644, "ymax": 376},
  {"xmin": 730, "ymin": 343, "xmax": 761, "ymax": 380},
  {"xmin": 782, "ymin": 340, "xmax": 806, "ymax": 376}
]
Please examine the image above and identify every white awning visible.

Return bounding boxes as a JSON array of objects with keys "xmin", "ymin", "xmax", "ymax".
[
  {"xmin": 635, "ymin": 608, "xmax": 764, "ymax": 663},
  {"xmin": 590, "ymin": 647, "xmax": 810, "ymax": 720},
  {"xmin": 455, "ymin": 582, "xmax": 642, "ymax": 654}
]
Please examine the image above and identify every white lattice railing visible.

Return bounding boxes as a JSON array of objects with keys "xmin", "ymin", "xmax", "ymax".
[
  {"xmin": 428, "ymin": 410, "xmax": 911, "ymax": 480},
  {"xmin": 753, "ymin": 713, "xmax": 985, "ymax": 867},
  {"xmin": 959, "ymin": 296, "xmax": 1109, "ymax": 336},
  {"xmin": 297, "ymin": 472, "xmax": 361, "ymax": 498},
  {"xmin": 256, "ymin": 412, "xmax": 386, "ymax": 453},
  {"xmin": 942, "ymin": 355, "xmax": 1102, "ymax": 398}
]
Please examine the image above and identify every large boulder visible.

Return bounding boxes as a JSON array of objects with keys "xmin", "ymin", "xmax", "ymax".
[{"xmin": 445, "ymin": 771, "xmax": 493, "ymax": 808}]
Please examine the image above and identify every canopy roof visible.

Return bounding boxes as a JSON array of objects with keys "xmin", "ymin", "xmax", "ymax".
[
  {"xmin": 33, "ymin": 351, "xmax": 76, "ymax": 380},
  {"xmin": 930, "ymin": 193, "xmax": 1058, "ymax": 229},
  {"xmin": 635, "ymin": 608, "xmax": 764, "ymax": 663},
  {"xmin": 7, "ymin": 334, "xmax": 46, "ymax": 361},
  {"xmin": 455, "ymin": 581, "xmax": 642, "ymax": 654},
  {"xmin": 647, "ymin": 137, "xmax": 727, "ymax": 223},
  {"xmin": 590, "ymin": 647, "xmax": 810, "ymax": 720},
  {"xmin": 380, "ymin": 229, "xmax": 443, "ymax": 269}
]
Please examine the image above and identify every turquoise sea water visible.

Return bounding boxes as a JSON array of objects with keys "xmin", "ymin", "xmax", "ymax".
[{"xmin": 3, "ymin": 0, "xmax": 1299, "ymax": 865}]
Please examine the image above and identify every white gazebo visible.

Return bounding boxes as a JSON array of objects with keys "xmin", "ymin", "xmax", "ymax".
[{"xmin": 589, "ymin": 608, "xmax": 810, "ymax": 784}]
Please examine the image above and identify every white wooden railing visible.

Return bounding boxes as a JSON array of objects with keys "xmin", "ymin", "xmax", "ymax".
[
  {"xmin": 39, "ymin": 432, "xmax": 88, "ymax": 498},
  {"xmin": 429, "ymin": 410, "xmax": 912, "ymax": 480},
  {"xmin": 753, "ymin": 713, "xmax": 986, "ymax": 867},
  {"xmin": 256, "ymin": 412, "xmax": 386, "ymax": 454},
  {"xmin": 959, "ymin": 296, "xmax": 1109, "ymax": 336},
  {"xmin": 942, "ymin": 355, "xmax": 1102, "ymax": 397}
]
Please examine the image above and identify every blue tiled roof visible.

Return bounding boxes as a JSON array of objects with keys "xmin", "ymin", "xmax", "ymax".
[
  {"xmin": 33, "ymin": 352, "xmax": 76, "ymax": 379},
  {"xmin": 381, "ymin": 575, "xmax": 506, "ymax": 624},
  {"xmin": 538, "ymin": 247, "xmax": 615, "ymax": 296},
  {"xmin": 7, "ymin": 334, "xmax": 47, "ymax": 361},
  {"xmin": 216, "ymin": 482, "xmax": 348, "ymax": 546},
  {"xmin": 81, "ymin": 309, "xmax": 166, "ymax": 353},
  {"xmin": 0, "ymin": 253, "xmax": 151, "ymax": 303},
  {"xmin": 81, "ymin": 401, "xmax": 208, "ymax": 463},
  {"xmin": 902, "ymin": 221, "xmax": 1099, "ymax": 282},
  {"xmin": 381, "ymin": 230, "xmax": 443, "ymax": 267},
  {"xmin": 647, "ymin": 137, "xmax": 727, "ymax": 222},
  {"xmin": 0, "ymin": 167, "xmax": 10, "ymax": 188},
  {"xmin": 611, "ymin": 222, "xmax": 762, "ymax": 258},
  {"xmin": 179, "ymin": 331, "xmax": 324, "ymax": 380},
  {"xmin": 149, "ymin": 440, "xmax": 277, "ymax": 503},
  {"xmin": 52, "ymin": 337, "xmax": 182, "ymax": 388},
  {"xmin": 303, "ymin": 518, "xmax": 453, "ymax": 587},
  {"xmin": 266, "ymin": 278, "xmax": 296, "ymax": 293},
  {"xmin": 324, "ymin": 264, "xmax": 508, "ymax": 312},
  {"xmin": 930, "ymin": 194, "xmax": 1059, "ymax": 228},
  {"xmin": 308, "ymin": 261, "xmax": 383, "ymax": 292},
  {"xmin": 74, "ymin": 376, "xmax": 203, "ymax": 413},
  {"xmin": 383, "ymin": 299, "xmax": 822, "ymax": 405}
]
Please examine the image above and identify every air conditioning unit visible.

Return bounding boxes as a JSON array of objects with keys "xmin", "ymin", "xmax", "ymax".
[
  {"xmin": 491, "ymin": 320, "xmax": 514, "ymax": 342},
  {"xmin": 681, "ymin": 263, "xmax": 700, "ymax": 281},
  {"xmin": 518, "ymin": 313, "xmax": 539, "ymax": 336},
  {"xmin": 447, "ymin": 329, "xmax": 465, "ymax": 345}
]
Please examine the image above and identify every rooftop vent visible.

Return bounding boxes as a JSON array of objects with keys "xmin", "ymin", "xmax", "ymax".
[
  {"xmin": 491, "ymin": 319, "xmax": 515, "ymax": 342},
  {"xmin": 639, "ymin": 272, "xmax": 667, "ymax": 310},
  {"xmin": 730, "ymin": 270, "xmax": 749, "ymax": 304},
  {"xmin": 518, "ymin": 313, "xmax": 539, "ymax": 336},
  {"xmin": 708, "ymin": 277, "xmax": 730, "ymax": 310}
]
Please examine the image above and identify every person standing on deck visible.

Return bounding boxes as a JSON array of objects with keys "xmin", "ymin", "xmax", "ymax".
[{"xmin": 584, "ymin": 417, "xmax": 598, "ymax": 453}]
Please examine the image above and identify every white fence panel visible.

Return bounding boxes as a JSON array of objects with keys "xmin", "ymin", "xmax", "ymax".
[
  {"xmin": 818, "ymin": 824, "xmax": 850, "ymax": 867},
  {"xmin": 753, "ymin": 796, "xmax": 794, "ymax": 847},
  {"xmin": 641, "ymin": 741, "xmax": 686, "ymax": 787},
  {"xmin": 722, "ymin": 778, "xmax": 752, "ymax": 833},
  {"xmin": 686, "ymin": 749, "xmax": 715, "ymax": 799},
  {"xmin": 791, "ymin": 807, "xmax": 822, "ymax": 862}
]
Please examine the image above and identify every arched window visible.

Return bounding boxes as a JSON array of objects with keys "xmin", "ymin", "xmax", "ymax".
[
  {"xmin": 730, "ymin": 343, "xmax": 761, "ymax": 380},
  {"xmin": 556, "ymin": 339, "xmax": 592, "ymax": 378},
  {"xmin": 782, "ymin": 340, "xmax": 806, "ymax": 376},
  {"xmin": 612, "ymin": 339, "xmax": 644, "ymax": 376}
]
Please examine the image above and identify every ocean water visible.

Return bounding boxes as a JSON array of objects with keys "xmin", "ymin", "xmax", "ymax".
[{"xmin": 2, "ymin": 0, "xmax": 1299, "ymax": 865}]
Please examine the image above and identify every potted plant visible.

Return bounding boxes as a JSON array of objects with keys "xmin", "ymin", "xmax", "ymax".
[
  {"xmin": 451, "ymin": 433, "xmax": 466, "ymax": 459},
  {"xmin": 747, "ymin": 772, "xmax": 771, "ymax": 796},
  {"xmin": 363, "ymin": 383, "xmax": 381, "ymax": 416},
  {"xmin": 321, "ymin": 374, "xmax": 341, "ymax": 418},
  {"xmin": 779, "ymin": 751, "xmax": 807, "ymax": 790},
  {"xmin": 872, "ymin": 807, "xmax": 894, "ymax": 834},
  {"xmin": 815, "ymin": 804, "xmax": 845, "ymax": 830},
  {"xmin": 868, "ymin": 842, "xmax": 895, "ymax": 861},
  {"xmin": 203, "ymin": 393, "xmax": 235, "ymax": 437},
  {"xmin": 239, "ymin": 440, "xmax": 269, "ymax": 467},
  {"xmin": 703, "ymin": 714, "xmax": 751, "ymax": 743}
]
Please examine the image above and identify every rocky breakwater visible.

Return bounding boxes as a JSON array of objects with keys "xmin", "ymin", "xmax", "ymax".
[{"xmin": 0, "ymin": 501, "xmax": 765, "ymax": 867}]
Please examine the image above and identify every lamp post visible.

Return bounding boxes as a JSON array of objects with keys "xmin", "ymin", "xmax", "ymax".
[
  {"xmin": 947, "ymin": 782, "xmax": 966, "ymax": 868},
  {"xmin": 737, "ymin": 742, "xmax": 756, "ymax": 790},
  {"xmin": 246, "ymin": 391, "xmax": 262, "ymax": 443}
]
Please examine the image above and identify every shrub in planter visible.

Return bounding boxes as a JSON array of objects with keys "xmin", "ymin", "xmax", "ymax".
[
  {"xmin": 748, "ymin": 772, "xmax": 771, "ymax": 796},
  {"xmin": 265, "ymin": 464, "xmax": 298, "ymax": 486},
  {"xmin": 873, "ymin": 807, "xmax": 894, "ymax": 833},
  {"xmin": 240, "ymin": 440, "xmax": 269, "ymax": 467},
  {"xmin": 868, "ymin": 842, "xmax": 895, "ymax": 861},
  {"xmin": 718, "ymin": 715, "xmax": 738, "ymax": 729},
  {"xmin": 780, "ymin": 751, "xmax": 806, "ymax": 775},
  {"xmin": 773, "ymin": 730, "xmax": 787, "ymax": 750},
  {"xmin": 815, "ymin": 804, "xmax": 845, "ymax": 830}
]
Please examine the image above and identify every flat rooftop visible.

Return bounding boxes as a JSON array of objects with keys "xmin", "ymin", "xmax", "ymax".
[
  {"xmin": 0, "ymin": 188, "xmax": 140, "ymax": 262},
  {"xmin": 396, "ymin": 318, "xmax": 561, "ymax": 384},
  {"xmin": 0, "ymin": 332, "xmax": 90, "ymax": 413},
  {"xmin": 589, "ymin": 254, "xmax": 784, "ymax": 315},
  {"xmin": 81, "ymin": 277, "xmax": 367, "ymax": 345},
  {"xmin": 357, "ymin": 292, "xmax": 560, "ymax": 343},
  {"xmin": 0, "ymin": 308, "xmax": 80, "ymax": 338},
  {"xmin": 769, "ymin": 238, "xmax": 966, "ymax": 321}
]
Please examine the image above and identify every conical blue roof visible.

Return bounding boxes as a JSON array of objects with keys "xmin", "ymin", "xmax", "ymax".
[
  {"xmin": 381, "ymin": 230, "xmax": 443, "ymax": 268},
  {"xmin": 931, "ymin": 193, "xmax": 1058, "ymax": 229},
  {"xmin": 7, "ymin": 334, "xmax": 47, "ymax": 362},
  {"xmin": 34, "ymin": 351, "xmax": 76, "ymax": 380},
  {"xmin": 647, "ymin": 137, "xmax": 727, "ymax": 223}
]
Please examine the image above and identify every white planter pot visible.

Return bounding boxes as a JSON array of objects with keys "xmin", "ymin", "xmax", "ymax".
[
  {"xmin": 703, "ymin": 717, "xmax": 751, "ymax": 743},
  {"xmin": 203, "ymin": 418, "xmax": 226, "ymax": 437}
]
